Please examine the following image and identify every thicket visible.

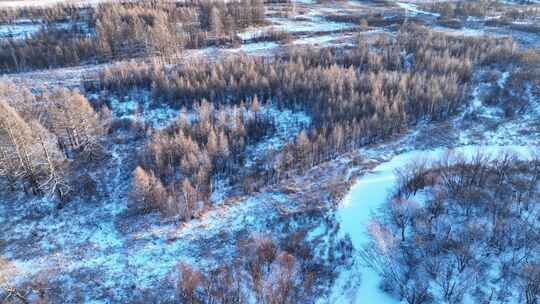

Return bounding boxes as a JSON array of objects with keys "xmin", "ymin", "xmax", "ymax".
[
  {"xmin": 174, "ymin": 235, "xmax": 317, "ymax": 303},
  {"xmin": 503, "ymin": 7, "xmax": 540, "ymax": 20},
  {"xmin": 361, "ymin": 151, "xmax": 540, "ymax": 304},
  {"xmin": 131, "ymin": 97, "xmax": 277, "ymax": 218},
  {"xmin": 425, "ymin": 1, "xmax": 540, "ymax": 34},
  {"xmin": 481, "ymin": 50, "xmax": 540, "ymax": 117},
  {"xmin": 0, "ymin": 0, "xmax": 266, "ymax": 72},
  {"xmin": 423, "ymin": 0, "xmax": 501, "ymax": 18},
  {"xmin": 426, "ymin": 0, "xmax": 540, "ymax": 22}
]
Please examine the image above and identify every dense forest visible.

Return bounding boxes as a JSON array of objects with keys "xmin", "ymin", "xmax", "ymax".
[
  {"xmin": 92, "ymin": 24, "xmax": 525, "ymax": 219},
  {"xmin": 2, "ymin": 23, "xmax": 534, "ymax": 222},
  {"xmin": 0, "ymin": 0, "xmax": 267, "ymax": 72}
]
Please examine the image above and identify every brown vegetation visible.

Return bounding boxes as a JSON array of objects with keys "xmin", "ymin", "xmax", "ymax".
[
  {"xmin": 0, "ymin": 80, "xmax": 104, "ymax": 202},
  {"xmin": 175, "ymin": 235, "xmax": 316, "ymax": 303},
  {"xmin": 0, "ymin": 0, "xmax": 266, "ymax": 72},
  {"xmin": 97, "ymin": 24, "xmax": 522, "ymax": 219}
]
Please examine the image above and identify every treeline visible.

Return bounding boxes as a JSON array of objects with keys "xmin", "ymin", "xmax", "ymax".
[
  {"xmin": 361, "ymin": 152, "xmax": 540, "ymax": 304},
  {"xmin": 423, "ymin": 0, "xmax": 501, "ymax": 18},
  {"xmin": 0, "ymin": 3, "xmax": 88, "ymax": 24},
  {"xmin": 502, "ymin": 6, "xmax": 540, "ymax": 20},
  {"xmin": 0, "ymin": 0, "xmax": 266, "ymax": 72},
  {"xmin": 0, "ymin": 80, "xmax": 106, "ymax": 203},
  {"xmin": 94, "ymin": 25, "xmax": 516, "ymax": 122},
  {"xmin": 107, "ymin": 24, "xmax": 521, "ymax": 219},
  {"xmin": 427, "ymin": 0, "xmax": 540, "ymax": 20}
]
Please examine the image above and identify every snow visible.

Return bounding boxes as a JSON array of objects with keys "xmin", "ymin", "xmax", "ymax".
[
  {"xmin": 464, "ymin": 70, "xmax": 511, "ymax": 120},
  {"xmin": 396, "ymin": 2, "xmax": 440, "ymax": 17},
  {"xmin": 293, "ymin": 33, "xmax": 354, "ymax": 47},
  {"xmin": 433, "ymin": 26, "xmax": 489, "ymax": 37},
  {"xmin": 268, "ymin": 16, "xmax": 355, "ymax": 34},
  {"xmin": 455, "ymin": 68, "xmax": 540, "ymax": 147},
  {"xmin": 0, "ymin": 22, "xmax": 41, "ymax": 39},
  {"xmin": 244, "ymin": 104, "xmax": 311, "ymax": 167},
  {"xmin": 1, "ymin": 0, "xmax": 539, "ymax": 301},
  {"xmin": 0, "ymin": 137, "xmax": 290, "ymax": 301},
  {"xmin": 235, "ymin": 15, "xmax": 355, "ymax": 47},
  {"xmin": 0, "ymin": 20, "xmax": 91, "ymax": 39},
  {"xmin": 236, "ymin": 28, "xmax": 267, "ymax": 41},
  {"xmin": 109, "ymin": 93, "xmax": 179, "ymax": 129},
  {"xmin": 330, "ymin": 144, "xmax": 536, "ymax": 303},
  {"xmin": 0, "ymin": 94, "xmax": 316, "ymax": 299},
  {"xmin": 230, "ymin": 41, "xmax": 280, "ymax": 53},
  {"xmin": 209, "ymin": 178, "xmax": 231, "ymax": 204},
  {"xmin": 497, "ymin": 71, "xmax": 510, "ymax": 89}
]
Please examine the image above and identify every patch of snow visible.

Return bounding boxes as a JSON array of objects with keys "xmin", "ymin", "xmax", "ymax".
[
  {"xmin": 0, "ymin": 23, "xmax": 41, "ymax": 39},
  {"xmin": 512, "ymin": 20, "xmax": 534, "ymax": 25},
  {"xmin": 464, "ymin": 71, "xmax": 509, "ymax": 119},
  {"xmin": 109, "ymin": 93, "xmax": 179, "ymax": 129},
  {"xmin": 0, "ymin": 19, "xmax": 90, "ymax": 40},
  {"xmin": 396, "ymin": 2, "xmax": 440, "ymax": 17},
  {"xmin": 236, "ymin": 28, "xmax": 268, "ymax": 41},
  {"xmin": 268, "ymin": 16, "xmax": 355, "ymax": 34},
  {"xmin": 497, "ymin": 71, "xmax": 510, "ymax": 89},
  {"xmin": 210, "ymin": 178, "xmax": 231, "ymax": 204},
  {"xmin": 229, "ymin": 41, "xmax": 280, "ymax": 54},
  {"xmin": 293, "ymin": 33, "xmax": 354, "ymax": 46},
  {"xmin": 433, "ymin": 26, "xmax": 488, "ymax": 37}
]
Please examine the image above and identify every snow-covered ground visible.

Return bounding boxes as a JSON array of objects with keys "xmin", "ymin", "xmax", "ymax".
[
  {"xmin": 229, "ymin": 41, "xmax": 280, "ymax": 54},
  {"xmin": 396, "ymin": 1, "xmax": 440, "ymax": 17},
  {"xmin": 1, "ymin": 0, "xmax": 539, "ymax": 302},
  {"xmin": 236, "ymin": 0, "xmax": 360, "ymax": 50},
  {"xmin": 293, "ymin": 32, "xmax": 355, "ymax": 47},
  {"xmin": 0, "ymin": 19, "xmax": 90, "ymax": 39},
  {"xmin": 2, "ymin": 72, "xmax": 539, "ymax": 304},
  {"xmin": 0, "ymin": 21, "xmax": 40, "ymax": 39},
  {"xmin": 268, "ymin": 15, "xmax": 355, "ymax": 34},
  {"xmin": 245, "ymin": 104, "xmax": 312, "ymax": 167},
  {"xmin": 109, "ymin": 93, "xmax": 179, "ymax": 129},
  {"xmin": 0, "ymin": 134, "xmax": 298, "ymax": 301}
]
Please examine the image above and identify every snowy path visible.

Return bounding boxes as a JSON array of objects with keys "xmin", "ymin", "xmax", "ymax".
[{"xmin": 396, "ymin": 2, "xmax": 440, "ymax": 17}]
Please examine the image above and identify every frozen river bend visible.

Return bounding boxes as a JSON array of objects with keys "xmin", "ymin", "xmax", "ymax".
[{"xmin": 331, "ymin": 144, "xmax": 537, "ymax": 303}]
